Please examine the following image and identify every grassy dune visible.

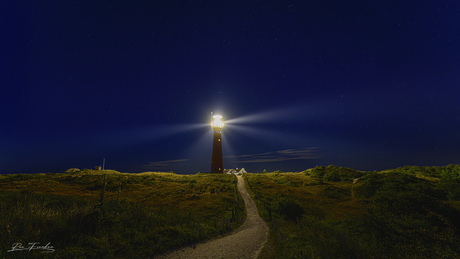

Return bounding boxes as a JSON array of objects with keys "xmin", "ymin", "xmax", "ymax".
[
  {"xmin": 2, "ymin": 165, "xmax": 459, "ymax": 259},
  {"xmin": 0, "ymin": 170, "xmax": 246, "ymax": 258},
  {"xmin": 245, "ymin": 166, "xmax": 460, "ymax": 259}
]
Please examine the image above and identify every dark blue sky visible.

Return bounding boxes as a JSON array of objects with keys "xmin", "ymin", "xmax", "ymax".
[{"xmin": 1, "ymin": 1, "xmax": 459, "ymax": 174}]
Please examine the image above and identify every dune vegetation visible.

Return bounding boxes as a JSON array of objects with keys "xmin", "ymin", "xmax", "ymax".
[
  {"xmin": 1, "ymin": 165, "xmax": 460, "ymax": 258},
  {"xmin": 245, "ymin": 165, "xmax": 460, "ymax": 259},
  {"xmin": 0, "ymin": 170, "xmax": 246, "ymax": 258}
]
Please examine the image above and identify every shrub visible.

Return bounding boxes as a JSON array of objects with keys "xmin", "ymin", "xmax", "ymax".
[
  {"xmin": 355, "ymin": 172, "xmax": 435, "ymax": 199},
  {"xmin": 349, "ymin": 190, "xmax": 460, "ymax": 258},
  {"xmin": 275, "ymin": 198, "xmax": 304, "ymax": 222},
  {"xmin": 311, "ymin": 165, "xmax": 327, "ymax": 179},
  {"xmin": 438, "ymin": 177, "xmax": 460, "ymax": 201},
  {"xmin": 311, "ymin": 165, "xmax": 363, "ymax": 182},
  {"xmin": 323, "ymin": 171, "xmax": 341, "ymax": 181}
]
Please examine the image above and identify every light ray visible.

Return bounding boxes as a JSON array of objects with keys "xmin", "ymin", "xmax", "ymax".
[
  {"xmin": 224, "ymin": 107, "xmax": 299, "ymax": 125},
  {"xmin": 180, "ymin": 128, "xmax": 214, "ymax": 172},
  {"xmin": 223, "ymin": 103, "xmax": 328, "ymax": 125},
  {"xmin": 104, "ymin": 123, "xmax": 208, "ymax": 146}
]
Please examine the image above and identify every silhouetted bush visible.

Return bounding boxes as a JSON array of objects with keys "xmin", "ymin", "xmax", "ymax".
[
  {"xmin": 396, "ymin": 164, "xmax": 460, "ymax": 179},
  {"xmin": 311, "ymin": 165, "xmax": 364, "ymax": 182},
  {"xmin": 438, "ymin": 177, "xmax": 460, "ymax": 201},
  {"xmin": 310, "ymin": 165, "xmax": 327, "ymax": 179},
  {"xmin": 276, "ymin": 198, "xmax": 304, "ymax": 222}
]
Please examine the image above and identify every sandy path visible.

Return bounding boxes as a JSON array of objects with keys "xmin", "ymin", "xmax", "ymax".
[{"xmin": 155, "ymin": 175, "xmax": 269, "ymax": 259}]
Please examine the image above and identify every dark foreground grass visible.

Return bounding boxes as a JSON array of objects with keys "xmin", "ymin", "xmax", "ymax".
[
  {"xmin": 0, "ymin": 170, "xmax": 246, "ymax": 258},
  {"xmin": 245, "ymin": 166, "xmax": 460, "ymax": 259}
]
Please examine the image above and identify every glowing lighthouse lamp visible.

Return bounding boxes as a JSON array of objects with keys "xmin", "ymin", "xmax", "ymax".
[{"xmin": 210, "ymin": 113, "xmax": 224, "ymax": 173}]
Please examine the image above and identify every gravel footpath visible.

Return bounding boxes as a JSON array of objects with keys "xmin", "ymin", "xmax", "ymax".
[{"xmin": 155, "ymin": 175, "xmax": 269, "ymax": 259}]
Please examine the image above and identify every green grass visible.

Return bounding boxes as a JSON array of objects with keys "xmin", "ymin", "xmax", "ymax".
[
  {"xmin": 2, "ymin": 165, "xmax": 459, "ymax": 258},
  {"xmin": 0, "ymin": 170, "xmax": 246, "ymax": 258},
  {"xmin": 245, "ymin": 167, "xmax": 460, "ymax": 259}
]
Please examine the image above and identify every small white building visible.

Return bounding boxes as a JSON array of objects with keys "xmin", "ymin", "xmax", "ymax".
[{"xmin": 223, "ymin": 168, "xmax": 247, "ymax": 176}]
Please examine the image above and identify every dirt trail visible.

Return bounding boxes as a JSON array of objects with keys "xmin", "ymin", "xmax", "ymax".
[{"xmin": 156, "ymin": 175, "xmax": 269, "ymax": 259}]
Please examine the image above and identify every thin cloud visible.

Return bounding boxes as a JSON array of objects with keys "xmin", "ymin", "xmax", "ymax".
[
  {"xmin": 225, "ymin": 147, "xmax": 319, "ymax": 163},
  {"xmin": 143, "ymin": 159, "xmax": 189, "ymax": 169}
]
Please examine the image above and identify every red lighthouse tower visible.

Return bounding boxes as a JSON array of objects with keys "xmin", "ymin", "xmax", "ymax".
[{"xmin": 210, "ymin": 113, "xmax": 224, "ymax": 173}]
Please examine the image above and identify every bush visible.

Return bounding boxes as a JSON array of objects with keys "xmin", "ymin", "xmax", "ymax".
[
  {"xmin": 323, "ymin": 171, "xmax": 341, "ymax": 181},
  {"xmin": 311, "ymin": 165, "xmax": 327, "ymax": 179},
  {"xmin": 349, "ymin": 190, "xmax": 460, "ymax": 258},
  {"xmin": 275, "ymin": 198, "xmax": 304, "ymax": 222},
  {"xmin": 311, "ymin": 165, "xmax": 363, "ymax": 182},
  {"xmin": 397, "ymin": 164, "xmax": 460, "ymax": 179},
  {"xmin": 355, "ymin": 172, "xmax": 435, "ymax": 199},
  {"xmin": 276, "ymin": 187, "xmax": 460, "ymax": 258},
  {"xmin": 278, "ymin": 216, "xmax": 367, "ymax": 259},
  {"xmin": 438, "ymin": 177, "xmax": 460, "ymax": 201}
]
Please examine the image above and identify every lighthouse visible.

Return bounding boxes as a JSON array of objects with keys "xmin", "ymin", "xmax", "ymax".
[{"xmin": 210, "ymin": 113, "xmax": 224, "ymax": 173}]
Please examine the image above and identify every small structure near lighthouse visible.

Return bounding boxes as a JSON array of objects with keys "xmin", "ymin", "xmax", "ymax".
[
  {"xmin": 210, "ymin": 113, "xmax": 224, "ymax": 173},
  {"xmin": 224, "ymin": 168, "xmax": 247, "ymax": 176}
]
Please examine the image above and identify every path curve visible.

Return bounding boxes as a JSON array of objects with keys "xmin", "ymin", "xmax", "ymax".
[{"xmin": 156, "ymin": 175, "xmax": 269, "ymax": 259}]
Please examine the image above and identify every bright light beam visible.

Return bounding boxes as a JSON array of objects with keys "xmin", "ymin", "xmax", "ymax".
[
  {"xmin": 224, "ymin": 107, "xmax": 298, "ymax": 125},
  {"xmin": 104, "ymin": 123, "xmax": 209, "ymax": 146},
  {"xmin": 223, "ymin": 104, "xmax": 326, "ymax": 125},
  {"xmin": 180, "ymin": 128, "xmax": 214, "ymax": 172}
]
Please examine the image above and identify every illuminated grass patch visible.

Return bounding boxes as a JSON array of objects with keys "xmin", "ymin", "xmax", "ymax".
[
  {"xmin": 0, "ymin": 170, "xmax": 246, "ymax": 258},
  {"xmin": 246, "ymin": 166, "xmax": 460, "ymax": 259}
]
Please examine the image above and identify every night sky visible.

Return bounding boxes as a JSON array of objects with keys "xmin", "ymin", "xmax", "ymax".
[{"xmin": 2, "ymin": 1, "xmax": 460, "ymax": 174}]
